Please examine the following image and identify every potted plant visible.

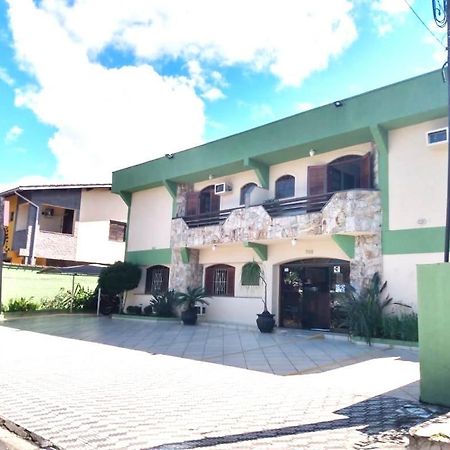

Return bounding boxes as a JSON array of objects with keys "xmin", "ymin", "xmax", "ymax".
[
  {"xmin": 175, "ymin": 287, "xmax": 209, "ymax": 325},
  {"xmin": 242, "ymin": 261, "xmax": 275, "ymax": 333}
]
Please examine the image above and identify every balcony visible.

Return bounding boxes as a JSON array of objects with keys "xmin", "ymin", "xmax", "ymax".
[{"xmin": 171, "ymin": 189, "xmax": 381, "ymax": 249}]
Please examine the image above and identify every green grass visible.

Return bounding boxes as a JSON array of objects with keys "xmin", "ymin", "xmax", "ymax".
[{"xmin": 2, "ymin": 266, "xmax": 98, "ymax": 306}]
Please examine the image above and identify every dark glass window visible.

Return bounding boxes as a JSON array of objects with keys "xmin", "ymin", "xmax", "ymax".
[
  {"xmin": 199, "ymin": 185, "xmax": 220, "ymax": 214},
  {"xmin": 205, "ymin": 264, "xmax": 235, "ymax": 296},
  {"xmin": 109, "ymin": 220, "xmax": 126, "ymax": 242},
  {"xmin": 240, "ymin": 183, "xmax": 257, "ymax": 205},
  {"xmin": 275, "ymin": 175, "xmax": 295, "ymax": 199},
  {"xmin": 145, "ymin": 265, "xmax": 170, "ymax": 294}
]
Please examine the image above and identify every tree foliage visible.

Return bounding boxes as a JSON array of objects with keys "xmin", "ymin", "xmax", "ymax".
[{"xmin": 98, "ymin": 261, "xmax": 141, "ymax": 296}]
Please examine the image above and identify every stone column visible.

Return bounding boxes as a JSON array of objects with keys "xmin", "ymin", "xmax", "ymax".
[
  {"xmin": 169, "ymin": 248, "xmax": 203, "ymax": 293},
  {"xmin": 350, "ymin": 233, "xmax": 382, "ymax": 291},
  {"xmin": 175, "ymin": 183, "xmax": 192, "ymax": 218}
]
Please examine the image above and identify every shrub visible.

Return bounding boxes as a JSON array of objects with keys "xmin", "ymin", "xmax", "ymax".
[
  {"xmin": 381, "ymin": 313, "xmax": 418, "ymax": 342},
  {"xmin": 143, "ymin": 304, "xmax": 153, "ymax": 316},
  {"xmin": 126, "ymin": 305, "xmax": 142, "ymax": 315},
  {"xmin": 5, "ymin": 297, "xmax": 38, "ymax": 312},
  {"xmin": 149, "ymin": 290, "xmax": 177, "ymax": 317},
  {"xmin": 40, "ymin": 284, "xmax": 95, "ymax": 311},
  {"xmin": 333, "ymin": 273, "xmax": 393, "ymax": 345},
  {"xmin": 98, "ymin": 262, "xmax": 141, "ymax": 296}
]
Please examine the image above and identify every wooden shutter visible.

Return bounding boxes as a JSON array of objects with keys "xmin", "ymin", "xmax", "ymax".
[
  {"xmin": 204, "ymin": 266, "xmax": 214, "ymax": 295},
  {"xmin": 145, "ymin": 267, "xmax": 153, "ymax": 294},
  {"xmin": 307, "ymin": 165, "xmax": 328, "ymax": 196},
  {"xmin": 161, "ymin": 266, "xmax": 170, "ymax": 292},
  {"xmin": 360, "ymin": 152, "xmax": 372, "ymax": 188},
  {"xmin": 226, "ymin": 266, "xmax": 235, "ymax": 296},
  {"xmin": 211, "ymin": 192, "xmax": 220, "ymax": 212},
  {"xmin": 185, "ymin": 191, "xmax": 200, "ymax": 216}
]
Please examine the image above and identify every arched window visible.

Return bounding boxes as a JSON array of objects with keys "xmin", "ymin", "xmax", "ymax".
[
  {"xmin": 240, "ymin": 183, "xmax": 257, "ymax": 205},
  {"xmin": 275, "ymin": 175, "xmax": 295, "ymax": 199},
  {"xmin": 205, "ymin": 264, "xmax": 235, "ymax": 296},
  {"xmin": 199, "ymin": 185, "xmax": 220, "ymax": 214},
  {"xmin": 145, "ymin": 265, "xmax": 170, "ymax": 294},
  {"xmin": 241, "ymin": 262, "xmax": 260, "ymax": 286}
]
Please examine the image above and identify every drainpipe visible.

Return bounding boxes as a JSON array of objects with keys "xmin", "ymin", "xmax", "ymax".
[{"xmin": 14, "ymin": 191, "xmax": 39, "ymax": 265}]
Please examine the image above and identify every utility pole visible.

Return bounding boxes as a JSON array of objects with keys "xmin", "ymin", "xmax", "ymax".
[{"xmin": 0, "ymin": 196, "xmax": 4, "ymax": 318}]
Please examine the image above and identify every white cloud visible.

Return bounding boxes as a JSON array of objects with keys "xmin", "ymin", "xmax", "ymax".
[
  {"xmin": 5, "ymin": 125, "xmax": 23, "ymax": 142},
  {"xmin": 0, "ymin": 67, "xmax": 14, "ymax": 86},
  {"xmin": 295, "ymin": 102, "xmax": 314, "ymax": 112},
  {"xmin": 371, "ymin": 0, "xmax": 413, "ymax": 35},
  {"xmin": 5, "ymin": 0, "xmax": 358, "ymax": 183},
  {"xmin": 202, "ymin": 87, "xmax": 225, "ymax": 101}
]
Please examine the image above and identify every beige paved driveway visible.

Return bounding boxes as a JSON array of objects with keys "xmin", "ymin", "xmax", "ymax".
[{"xmin": 0, "ymin": 315, "xmax": 445, "ymax": 449}]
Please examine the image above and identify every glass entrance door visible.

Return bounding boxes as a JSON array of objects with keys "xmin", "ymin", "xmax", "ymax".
[{"xmin": 279, "ymin": 259, "xmax": 349, "ymax": 329}]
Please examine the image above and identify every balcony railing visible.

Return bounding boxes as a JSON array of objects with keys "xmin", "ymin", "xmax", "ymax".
[
  {"xmin": 262, "ymin": 192, "xmax": 334, "ymax": 218},
  {"xmin": 180, "ymin": 192, "xmax": 338, "ymax": 228}
]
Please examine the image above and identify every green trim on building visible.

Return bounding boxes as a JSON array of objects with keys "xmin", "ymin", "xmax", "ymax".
[
  {"xmin": 163, "ymin": 180, "xmax": 178, "ymax": 199},
  {"xmin": 370, "ymin": 124, "xmax": 389, "ymax": 230},
  {"xmin": 244, "ymin": 242, "xmax": 268, "ymax": 261},
  {"xmin": 119, "ymin": 191, "xmax": 132, "ymax": 207},
  {"xmin": 383, "ymin": 227, "xmax": 444, "ymax": 255},
  {"xmin": 417, "ymin": 263, "xmax": 450, "ymax": 407},
  {"xmin": 243, "ymin": 157, "xmax": 270, "ymax": 189},
  {"xmin": 112, "ymin": 71, "xmax": 447, "ymax": 196},
  {"xmin": 332, "ymin": 234, "xmax": 355, "ymax": 258},
  {"xmin": 125, "ymin": 248, "xmax": 172, "ymax": 265},
  {"xmin": 180, "ymin": 247, "xmax": 190, "ymax": 264}
]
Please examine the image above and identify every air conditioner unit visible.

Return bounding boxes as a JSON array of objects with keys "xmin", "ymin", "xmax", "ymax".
[
  {"xmin": 214, "ymin": 182, "xmax": 232, "ymax": 195},
  {"xmin": 426, "ymin": 127, "xmax": 448, "ymax": 147},
  {"xmin": 42, "ymin": 208, "xmax": 55, "ymax": 217}
]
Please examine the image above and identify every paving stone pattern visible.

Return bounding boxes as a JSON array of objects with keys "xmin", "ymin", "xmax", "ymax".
[{"xmin": 0, "ymin": 316, "xmax": 446, "ymax": 450}]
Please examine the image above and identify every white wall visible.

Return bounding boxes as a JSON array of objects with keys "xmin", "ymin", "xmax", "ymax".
[
  {"xmin": 194, "ymin": 170, "xmax": 259, "ymax": 210},
  {"xmin": 198, "ymin": 238, "xmax": 349, "ymax": 326},
  {"xmin": 389, "ymin": 118, "xmax": 447, "ymax": 230},
  {"xmin": 127, "ymin": 186, "xmax": 172, "ymax": 251},
  {"xmin": 76, "ymin": 188, "xmax": 128, "ymax": 264},
  {"xmin": 383, "ymin": 252, "xmax": 442, "ymax": 311},
  {"xmin": 269, "ymin": 143, "xmax": 371, "ymax": 199}
]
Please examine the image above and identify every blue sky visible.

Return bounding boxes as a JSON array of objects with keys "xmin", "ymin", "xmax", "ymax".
[{"xmin": 0, "ymin": 0, "xmax": 446, "ymax": 188}]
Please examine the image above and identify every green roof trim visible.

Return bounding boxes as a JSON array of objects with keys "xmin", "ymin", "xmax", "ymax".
[
  {"xmin": 244, "ymin": 157, "xmax": 270, "ymax": 189},
  {"xmin": 125, "ymin": 248, "xmax": 172, "ymax": 266},
  {"xmin": 332, "ymin": 234, "xmax": 355, "ymax": 259},
  {"xmin": 383, "ymin": 227, "xmax": 444, "ymax": 254},
  {"xmin": 180, "ymin": 247, "xmax": 190, "ymax": 264},
  {"xmin": 112, "ymin": 70, "xmax": 446, "ymax": 196},
  {"xmin": 244, "ymin": 242, "xmax": 268, "ymax": 261}
]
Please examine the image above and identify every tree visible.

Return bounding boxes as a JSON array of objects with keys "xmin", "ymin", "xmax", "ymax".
[{"xmin": 98, "ymin": 262, "xmax": 141, "ymax": 313}]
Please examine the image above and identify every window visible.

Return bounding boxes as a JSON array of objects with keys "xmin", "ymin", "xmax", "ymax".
[
  {"xmin": 205, "ymin": 264, "xmax": 235, "ymax": 296},
  {"xmin": 275, "ymin": 175, "xmax": 295, "ymax": 199},
  {"xmin": 199, "ymin": 185, "xmax": 220, "ymax": 214},
  {"xmin": 241, "ymin": 262, "xmax": 260, "ymax": 286},
  {"xmin": 240, "ymin": 183, "xmax": 257, "ymax": 205},
  {"xmin": 145, "ymin": 265, "xmax": 170, "ymax": 294},
  {"xmin": 109, "ymin": 220, "xmax": 126, "ymax": 242}
]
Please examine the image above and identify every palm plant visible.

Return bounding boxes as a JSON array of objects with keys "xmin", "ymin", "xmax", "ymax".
[
  {"xmin": 334, "ymin": 272, "xmax": 394, "ymax": 345},
  {"xmin": 149, "ymin": 290, "xmax": 177, "ymax": 317},
  {"xmin": 175, "ymin": 287, "xmax": 209, "ymax": 325}
]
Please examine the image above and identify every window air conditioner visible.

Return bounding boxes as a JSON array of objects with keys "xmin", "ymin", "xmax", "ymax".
[
  {"xmin": 42, "ymin": 208, "xmax": 55, "ymax": 217},
  {"xmin": 426, "ymin": 127, "xmax": 448, "ymax": 147},
  {"xmin": 214, "ymin": 182, "xmax": 232, "ymax": 195}
]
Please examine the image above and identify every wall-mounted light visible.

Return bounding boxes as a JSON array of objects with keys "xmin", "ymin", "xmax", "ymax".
[
  {"xmin": 334, "ymin": 100, "xmax": 344, "ymax": 108},
  {"xmin": 291, "ymin": 238, "xmax": 297, "ymax": 247},
  {"xmin": 309, "ymin": 149, "xmax": 316, "ymax": 157},
  {"xmin": 165, "ymin": 153, "xmax": 174, "ymax": 159},
  {"xmin": 212, "ymin": 244, "xmax": 217, "ymax": 251},
  {"xmin": 208, "ymin": 174, "xmax": 214, "ymax": 180}
]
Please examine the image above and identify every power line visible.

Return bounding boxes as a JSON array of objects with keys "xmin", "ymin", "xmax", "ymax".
[{"xmin": 402, "ymin": 0, "xmax": 446, "ymax": 48}]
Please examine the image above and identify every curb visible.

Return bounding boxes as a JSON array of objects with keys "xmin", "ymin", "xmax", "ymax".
[{"xmin": 0, "ymin": 417, "xmax": 60, "ymax": 450}]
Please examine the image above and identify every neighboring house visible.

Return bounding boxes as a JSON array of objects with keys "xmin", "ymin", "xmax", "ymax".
[
  {"xmin": 1, "ymin": 184, "xmax": 127, "ymax": 266},
  {"xmin": 112, "ymin": 70, "xmax": 447, "ymax": 328}
]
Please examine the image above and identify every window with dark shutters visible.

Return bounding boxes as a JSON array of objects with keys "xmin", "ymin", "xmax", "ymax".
[
  {"xmin": 185, "ymin": 191, "xmax": 200, "ymax": 217},
  {"xmin": 360, "ymin": 152, "xmax": 372, "ymax": 188},
  {"xmin": 199, "ymin": 185, "xmax": 220, "ymax": 214},
  {"xmin": 307, "ymin": 165, "xmax": 328, "ymax": 196},
  {"xmin": 109, "ymin": 220, "xmax": 126, "ymax": 241},
  {"xmin": 205, "ymin": 264, "xmax": 235, "ymax": 296},
  {"xmin": 275, "ymin": 175, "xmax": 295, "ymax": 199},
  {"xmin": 145, "ymin": 265, "xmax": 170, "ymax": 294}
]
